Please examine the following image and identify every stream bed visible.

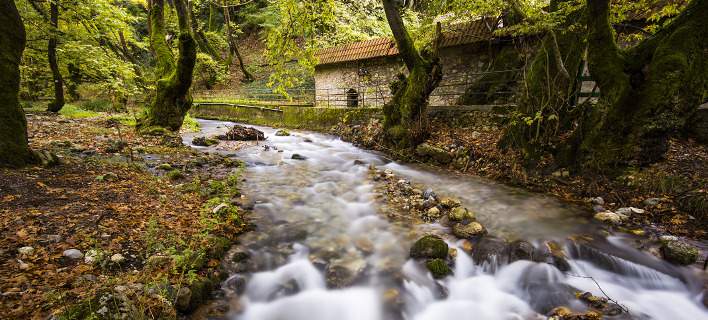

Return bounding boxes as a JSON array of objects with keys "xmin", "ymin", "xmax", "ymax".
[{"xmin": 184, "ymin": 119, "xmax": 707, "ymax": 320}]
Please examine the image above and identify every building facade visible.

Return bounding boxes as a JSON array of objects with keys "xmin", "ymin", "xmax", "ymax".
[{"xmin": 313, "ymin": 19, "xmax": 519, "ymax": 108}]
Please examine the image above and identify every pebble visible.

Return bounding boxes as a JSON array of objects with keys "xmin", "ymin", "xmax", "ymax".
[
  {"xmin": 63, "ymin": 249, "xmax": 84, "ymax": 259},
  {"xmin": 47, "ymin": 234, "xmax": 61, "ymax": 242},
  {"xmin": 590, "ymin": 197, "xmax": 605, "ymax": 205},
  {"xmin": 18, "ymin": 246, "xmax": 35, "ymax": 255},
  {"xmin": 643, "ymin": 198, "xmax": 661, "ymax": 206},
  {"xmin": 111, "ymin": 253, "xmax": 126, "ymax": 263}
]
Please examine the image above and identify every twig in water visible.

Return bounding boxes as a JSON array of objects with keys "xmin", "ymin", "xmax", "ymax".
[{"xmin": 564, "ymin": 272, "xmax": 630, "ymax": 313}]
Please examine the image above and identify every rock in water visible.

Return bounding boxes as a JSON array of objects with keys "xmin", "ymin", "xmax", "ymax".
[
  {"xmin": 439, "ymin": 197, "xmax": 461, "ymax": 209},
  {"xmin": 291, "ymin": 154, "xmax": 307, "ymax": 160},
  {"xmin": 219, "ymin": 125, "xmax": 265, "ymax": 141},
  {"xmin": 192, "ymin": 136, "xmax": 218, "ymax": 146},
  {"xmin": 472, "ymin": 237, "xmax": 508, "ymax": 265},
  {"xmin": 325, "ymin": 258, "xmax": 366, "ymax": 288},
  {"xmin": 449, "ymin": 207, "xmax": 475, "ymax": 222},
  {"xmin": 410, "ymin": 235, "xmax": 448, "ymax": 259},
  {"xmin": 274, "ymin": 129, "xmax": 290, "ymax": 136},
  {"xmin": 661, "ymin": 240, "xmax": 699, "ymax": 265},
  {"xmin": 452, "ymin": 222, "xmax": 486, "ymax": 239},
  {"xmin": 593, "ymin": 211, "xmax": 624, "ymax": 224},
  {"xmin": 425, "ymin": 258, "xmax": 452, "ymax": 278},
  {"xmin": 509, "ymin": 240, "xmax": 535, "ymax": 262}
]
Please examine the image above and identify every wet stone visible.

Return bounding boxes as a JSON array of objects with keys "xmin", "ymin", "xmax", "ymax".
[{"xmin": 410, "ymin": 235, "xmax": 448, "ymax": 260}]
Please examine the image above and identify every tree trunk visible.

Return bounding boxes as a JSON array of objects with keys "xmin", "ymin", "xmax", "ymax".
[
  {"xmin": 190, "ymin": 1, "xmax": 220, "ymax": 60},
  {"xmin": 136, "ymin": 0, "xmax": 197, "ymax": 132},
  {"xmin": 46, "ymin": 0, "xmax": 65, "ymax": 112},
  {"xmin": 571, "ymin": 0, "xmax": 708, "ymax": 168},
  {"xmin": 381, "ymin": 0, "xmax": 442, "ymax": 148},
  {"xmin": 500, "ymin": 0, "xmax": 586, "ymax": 161},
  {"xmin": 223, "ymin": 0, "xmax": 254, "ymax": 82},
  {"xmin": 0, "ymin": 0, "xmax": 34, "ymax": 167},
  {"xmin": 208, "ymin": 2, "xmax": 219, "ymax": 32}
]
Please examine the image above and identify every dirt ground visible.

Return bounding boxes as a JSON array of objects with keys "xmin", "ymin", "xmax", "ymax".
[{"xmin": 0, "ymin": 113, "xmax": 252, "ymax": 319}]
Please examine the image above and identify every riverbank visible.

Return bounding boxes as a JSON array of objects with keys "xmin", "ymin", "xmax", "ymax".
[
  {"xmin": 0, "ymin": 112, "xmax": 252, "ymax": 318},
  {"xmin": 333, "ymin": 114, "xmax": 708, "ymax": 243}
]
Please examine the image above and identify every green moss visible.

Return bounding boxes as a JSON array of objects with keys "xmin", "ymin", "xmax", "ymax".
[
  {"xmin": 0, "ymin": 3, "xmax": 34, "ymax": 167},
  {"xmin": 59, "ymin": 104, "xmax": 100, "ymax": 119},
  {"xmin": 410, "ymin": 235, "xmax": 448, "ymax": 259},
  {"xmin": 166, "ymin": 169, "xmax": 184, "ymax": 180},
  {"xmin": 425, "ymin": 258, "xmax": 452, "ymax": 279}
]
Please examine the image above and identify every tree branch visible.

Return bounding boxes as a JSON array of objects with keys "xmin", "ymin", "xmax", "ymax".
[{"xmin": 382, "ymin": 0, "xmax": 422, "ymax": 71}]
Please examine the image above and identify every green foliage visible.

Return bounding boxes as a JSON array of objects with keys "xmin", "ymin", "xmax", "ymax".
[
  {"xmin": 194, "ymin": 53, "xmax": 227, "ymax": 89},
  {"xmin": 58, "ymin": 104, "xmax": 101, "ymax": 119},
  {"xmin": 16, "ymin": 0, "xmax": 145, "ymax": 102},
  {"xmin": 80, "ymin": 99, "xmax": 115, "ymax": 112},
  {"xmin": 182, "ymin": 113, "xmax": 201, "ymax": 132},
  {"xmin": 264, "ymin": 0, "xmax": 336, "ymax": 96}
]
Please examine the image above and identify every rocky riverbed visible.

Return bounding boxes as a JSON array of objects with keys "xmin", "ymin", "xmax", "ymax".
[{"xmin": 187, "ymin": 119, "xmax": 707, "ymax": 320}]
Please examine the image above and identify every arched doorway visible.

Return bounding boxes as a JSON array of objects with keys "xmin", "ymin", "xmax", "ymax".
[{"xmin": 346, "ymin": 88, "xmax": 359, "ymax": 108}]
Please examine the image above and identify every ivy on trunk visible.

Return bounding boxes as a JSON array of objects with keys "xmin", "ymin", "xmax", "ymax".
[
  {"xmin": 0, "ymin": 0, "xmax": 34, "ymax": 167},
  {"xmin": 381, "ymin": 0, "xmax": 442, "ymax": 149},
  {"xmin": 137, "ymin": 0, "xmax": 197, "ymax": 133}
]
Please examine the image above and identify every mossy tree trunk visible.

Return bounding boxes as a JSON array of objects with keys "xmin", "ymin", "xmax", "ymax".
[
  {"xmin": 189, "ymin": 1, "xmax": 220, "ymax": 61},
  {"xmin": 569, "ymin": 0, "xmax": 708, "ymax": 168},
  {"xmin": 1, "ymin": 0, "xmax": 34, "ymax": 167},
  {"xmin": 382, "ymin": 0, "xmax": 442, "ymax": 148},
  {"xmin": 137, "ymin": 0, "xmax": 197, "ymax": 132},
  {"xmin": 223, "ymin": 0, "xmax": 254, "ymax": 82},
  {"xmin": 46, "ymin": 0, "xmax": 65, "ymax": 112},
  {"xmin": 500, "ymin": 0, "xmax": 587, "ymax": 162},
  {"xmin": 208, "ymin": 2, "xmax": 220, "ymax": 32}
]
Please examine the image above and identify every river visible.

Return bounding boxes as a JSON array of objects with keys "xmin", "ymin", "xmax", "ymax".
[{"xmin": 184, "ymin": 119, "xmax": 707, "ymax": 320}]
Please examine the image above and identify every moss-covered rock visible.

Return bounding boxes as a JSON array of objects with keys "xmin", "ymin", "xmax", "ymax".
[
  {"xmin": 275, "ymin": 129, "xmax": 291, "ymax": 136},
  {"xmin": 452, "ymin": 222, "xmax": 486, "ymax": 239},
  {"xmin": 410, "ymin": 235, "xmax": 448, "ymax": 259},
  {"xmin": 448, "ymin": 207, "xmax": 475, "ymax": 222},
  {"xmin": 425, "ymin": 258, "xmax": 452, "ymax": 279},
  {"xmin": 415, "ymin": 143, "xmax": 452, "ymax": 164},
  {"xmin": 661, "ymin": 240, "xmax": 699, "ymax": 265}
]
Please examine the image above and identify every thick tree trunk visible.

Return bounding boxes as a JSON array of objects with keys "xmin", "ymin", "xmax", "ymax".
[
  {"xmin": 223, "ymin": 1, "xmax": 254, "ymax": 82},
  {"xmin": 46, "ymin": 0, "xmax": 65, "ymax": 112},
  {"xmin": 572, "ymin": 0, "xmax": 708, "ymax": 168},
  {"xmin": 381, "ymin": 0, "xmax": 442, "ymax": 148},
  {"xmin": 137, "ymin": 0, "xmax": 197, "ymax": 132},
  {"xmin": 0, "ymin": 0, "xmax": 34, "ymax": 167},
  {"xmin": 500, "ymin": 0, "xmax": 586, "ymax": 161}
]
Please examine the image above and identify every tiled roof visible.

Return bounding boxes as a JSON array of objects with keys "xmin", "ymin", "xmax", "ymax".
[{"xmin": 315, "ymin": 18, "xmax": 499, "ymax": 66}]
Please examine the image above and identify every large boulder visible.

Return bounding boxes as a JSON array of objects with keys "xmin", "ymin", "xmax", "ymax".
[
  {"xmin": 218, "ymin": 125, "xmax": 265, "ymax": 141},
  {"xmin": 410, "ymin": 235, "xmax": 448, "ymax": 259},
  {"xmin": 415, "ymin": 143, "xmax": 452, "ymax": 164},
  {"xmin": 452, "ymin": 222, "xmax": 486, "ymax": 239},
  {"xmin": 661, "ymin": 240, "xmax": 699, "ymax": 265}
]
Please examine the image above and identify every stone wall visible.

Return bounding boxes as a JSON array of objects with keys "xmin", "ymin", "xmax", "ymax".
[{"xmin": 314, "ymin": 42, "xmax": 509, "ymax": 108}]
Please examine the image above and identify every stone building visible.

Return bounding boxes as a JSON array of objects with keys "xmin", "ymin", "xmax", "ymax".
[{"xmin": 313, "ymin": 19, "xmax": 520, "ymax": 108}]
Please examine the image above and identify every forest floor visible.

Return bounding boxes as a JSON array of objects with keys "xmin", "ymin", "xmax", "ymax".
[
  {"xmin": 335, "ymin": 114, "xmax": 708, "ymax": 242},
  {"xmin": 0, "ymin": 111, "xmax": 254, "ymax": 319}
]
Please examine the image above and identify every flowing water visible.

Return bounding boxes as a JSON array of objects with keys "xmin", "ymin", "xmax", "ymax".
[{"xmin": 184, "ymin": 119, "xmax": 707, "ymax": 320}]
